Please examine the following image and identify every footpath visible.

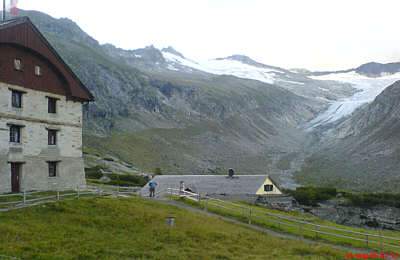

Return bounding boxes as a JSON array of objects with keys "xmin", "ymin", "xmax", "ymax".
[{"xmin": 153, "ymin": 196, "xmax": 397, "ymax": 260}]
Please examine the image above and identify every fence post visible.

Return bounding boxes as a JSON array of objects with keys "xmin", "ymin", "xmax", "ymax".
[
  {"xmin": 205, "ymin": 198, "xmax": 208, "ymax": 212},
  {"xmin": 23, "ymin": 191, "xmax": 26, "ymax": 205},
  {"xmin": 379, "ymin": 228, "xmax": 383, "ymax": 251},
  {"xmin": 315, "ymin": 225, "xmax": 318, "ymax": 240},
  {"xmin": 77, "ymin": 186, "xmax": 80, "ymax": 199},
  {"xmin": 366, "ymin": 234, "xmax": 369, "ymax": 248},
  {"xmin": 299, "ymin": 224, "xmax": 303, "ymax": 241},
  {"xmin": 248, "ymin": 208, "xmax": 252, "ymax": 225},
  {"xmin": 277, "ymin": 216, "xmax": 280, "ymax": 230},
  {"xmin": 57, "ymin": 190, "xmax": 60, "ymax": 201}
]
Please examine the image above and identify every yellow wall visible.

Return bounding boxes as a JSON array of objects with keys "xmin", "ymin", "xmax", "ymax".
[{"xmin": 255, "ymin": 177, "xmax": 282, "ymax": 195}]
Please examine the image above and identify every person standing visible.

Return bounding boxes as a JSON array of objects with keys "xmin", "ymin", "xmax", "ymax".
[{"xmin": 149, "ymin": 181, "xmax": 157, "ymax": 197}]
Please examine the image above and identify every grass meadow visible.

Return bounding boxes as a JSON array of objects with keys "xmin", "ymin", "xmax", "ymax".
[{"xmin": 0, "ymin": 196, "xmax": 345, "ymax": 259}]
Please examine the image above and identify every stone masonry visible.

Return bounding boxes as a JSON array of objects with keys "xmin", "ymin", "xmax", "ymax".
[{"xmin": 0, "ymin": 82, "xmax": 86, "ymax": 192}]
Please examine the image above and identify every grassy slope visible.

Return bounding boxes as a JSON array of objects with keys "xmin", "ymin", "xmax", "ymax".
[
  {"xmin": 174, "ymin": 197, "xmax": 400, "ymax": 253},
  {"xmin": 0, "ymin": 197, "xmax": 344, "ymax": 259},
  {"xmin": 83, "ymin": 117, "xmax": 274, "ymax": 175}
]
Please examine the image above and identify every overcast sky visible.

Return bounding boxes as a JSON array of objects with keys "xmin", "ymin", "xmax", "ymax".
[{"xmin": 16, "ymin": 0, "xmax": 400, "ymax": 71}]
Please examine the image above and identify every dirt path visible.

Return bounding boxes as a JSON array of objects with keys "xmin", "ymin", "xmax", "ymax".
[{"xmin": 152, "ymin": 197, "xmax": 396, "ymax": 259}]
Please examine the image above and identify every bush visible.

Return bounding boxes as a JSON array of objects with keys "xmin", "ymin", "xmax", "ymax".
[
  {"xmin": 345, "ymin": 192, "xmax": 400, "ymax": 208},
  {"xmin": 153, "ymin": 167, "xmax": 162, "ymax": 176},
  {"xmin": 85, "ymin": 166, "xmax": 103, "ymax": 179},
  {"xmin": 108, "ymin": 174, "xmax": 148, "ymax": 187},
  {"xmin": 284, "ymin": 186, "xmax": 337, "ymax": 206}
]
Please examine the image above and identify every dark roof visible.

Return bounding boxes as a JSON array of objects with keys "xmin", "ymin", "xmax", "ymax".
[
  {"xmin": 140, "ymin": 175, "xmax": 272, "ymax": 196},
  {"xmin": 0, "ymin": 17, "xmax": 94, "ymax": 101}
]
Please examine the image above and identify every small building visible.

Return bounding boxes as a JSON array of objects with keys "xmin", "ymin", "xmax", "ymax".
[
  {"xmin": 0, "ymin": 17, "xmax": 94, "ymax": 193},
  {"xmin": 141, "ymin": 174, "xmax": 283, "ymax": 202}
]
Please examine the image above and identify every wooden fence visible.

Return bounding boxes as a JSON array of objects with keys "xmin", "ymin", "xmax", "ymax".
[
  {"xmin": 2, "ymin": 186, "xmax": 399, "ymax": 252},
  {"xmin": 164, "ymin": 188, "xmax": 400, "ymax": 252},
  {"xmin": 0, "ymin": 185, "xmax": 139, "ymax": 211}
]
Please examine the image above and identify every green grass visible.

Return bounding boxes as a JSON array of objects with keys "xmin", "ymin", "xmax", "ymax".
[
  {"xmin": 172, "ymin": 197, "xmax": 400, "ymax": 254},
  {"xmin": 0, "ymin": 190, "xmax": 77, "ymax": 206},
  {"xmin": 85, "ymin": 166, "xmax": 149, "ymax": 187},
  {"xmin": 0, "ymin": 196, "xmax": 346, "ymax": 259}
]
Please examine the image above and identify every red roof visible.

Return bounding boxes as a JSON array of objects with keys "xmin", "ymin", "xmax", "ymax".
[{"xmin": 0, "ymin": 17, "xmax": 94, "ymax": 102}]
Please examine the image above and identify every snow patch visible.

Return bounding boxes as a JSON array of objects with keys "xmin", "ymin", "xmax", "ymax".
[
  {"xmin": 167, "ymin": 64, "xmax": 179, "ymax": 71},
  {"xmin": 277, "ymin": 79, "xmax": 305, "ymax": 85},
  {"xmin": 306, "ymin": 71, "xmax": 400, "ymax": 128},
  {"xmin": 162, "ymin": 51, "xmax": 278, "ymax": 84}
]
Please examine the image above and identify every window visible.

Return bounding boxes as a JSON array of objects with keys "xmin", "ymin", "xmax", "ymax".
[
  {"xmin": 264, "ymin": 184, "xmax": 274, "ymax": 192},
  {"xmin": 48, "ymin": 129, "xmax": 57, "ymax": 145},
  {"xmin": 48, "ymin": 162, "xmax": 57, "ymax": 177},
  {"xmin": 9, "ymin": 125, "xmax": 21, "ymax": 143},
  {"xmin": 34, "ymin": 65, "xmax": 41, "ymax": 76},
  {"xmin": 48, "ymin": 97, "xmax": 57, "ymax": 113},
  {"xmin": 14, "ymin": 59, "xmax": 22, "ymax": 70},
  {"xmin": 11, "ymin": 90, "xmax": 22, "ymax": 108}
]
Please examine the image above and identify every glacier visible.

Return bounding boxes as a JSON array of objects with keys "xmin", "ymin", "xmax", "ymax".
[
  {"xmin": 306, "ymin": 71, "xmax": 400, "ymax": 128},
  {"xmin": 162, "ymin": 50, "xmax": 400, "ymax": 129}
]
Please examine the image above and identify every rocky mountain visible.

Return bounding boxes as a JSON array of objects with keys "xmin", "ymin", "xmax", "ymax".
[
  {"xmin": 296, "ymin": 80, "xmax": 400, "ymax": 191},
  {"xmin": 15, "ymin": 10, "xmax": 324, "ymax": 180},
  {"xmin": 310, "ymin": 61, "xmax": 400, "ymax": 78},
  {"xmin": 14, "ymin": 10, "xmax": 400, "ymax": 190},
  {"xmin": 356, "ymin": 62, "xmax": 400, "ymax": 77}
]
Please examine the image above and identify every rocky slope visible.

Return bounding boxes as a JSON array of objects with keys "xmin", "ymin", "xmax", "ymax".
[
  {"xmin": 296, "ymin": 81, "xmax": 400, "ymax": 191},
  {"xmin": 15, "ymin": 10, "xmax": 400, "ymax": 190},
  {"xmin": 17, "ymin": 10, "xmax": 326, "ymax": 180}
]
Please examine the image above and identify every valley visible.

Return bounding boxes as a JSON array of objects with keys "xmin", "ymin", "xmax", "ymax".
[{"xmin": 16, "ymin": 10, "xmax": 400, "ymax": 191}]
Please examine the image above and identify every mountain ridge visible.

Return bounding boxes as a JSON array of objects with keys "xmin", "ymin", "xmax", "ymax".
[{"xmin": 11, "ymin": 10, "xmax": 400, "ymax": 190}]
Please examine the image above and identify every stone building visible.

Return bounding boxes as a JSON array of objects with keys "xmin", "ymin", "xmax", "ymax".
[{"xmin": 0, "ymin": 17, "xmax": 93, "ymax": 193}]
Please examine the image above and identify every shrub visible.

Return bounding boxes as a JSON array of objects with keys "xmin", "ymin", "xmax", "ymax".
[
  {"xmin": 345, "ymin": 192, "xmax": 400, "ymax": 208},
  {"xmin": 153, "ymin": 167, "xmax": 162, "ymax": 176},
  {"xmin": 284, "ymin": 186, "xmax": 337, "ymax": 206},
  {"xmin": 365, "ymin": 218, "xmax": 380, "ymax": 228},
  {"xmin": 85, "ymin": 166, "xmax": 103, "ymax": 179},
  {"xmin": 107, "ymin": 173, "xmax": 148, "ymax": 187}
]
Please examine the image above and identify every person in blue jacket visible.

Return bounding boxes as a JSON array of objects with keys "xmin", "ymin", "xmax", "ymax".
[{"xmin": 149, "ymin": 181, "xmax": 157, "ymax": 197}]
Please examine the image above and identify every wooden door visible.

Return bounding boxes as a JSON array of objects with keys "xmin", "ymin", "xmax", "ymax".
[{"xmin": 11, "ymin": 163, "xmax": 20, "ymax": 193}]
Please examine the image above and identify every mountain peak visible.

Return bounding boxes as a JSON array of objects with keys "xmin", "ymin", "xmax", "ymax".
[
  {"xmin": 216, "ymin": 54, "xmax": 253, "ymax": 63},
  {"xmin": 161, "ymin": 46, "xmax": 185, "ymax": 59},
  {"xmin": 355, "ymin": 61, "xmax": 400, "ymax": 77},
  {"xmin": 216, "ymin": 54, "xmax": 286, "ymax": 72}
]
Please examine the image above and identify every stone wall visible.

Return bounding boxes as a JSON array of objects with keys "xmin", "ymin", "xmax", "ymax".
[
  {"xmin": 255, "ymin": 194, "xmax": 299, "ymax": 211},
  {"xmin": 0, "ymin": 82, "xmax": 85, "ymax": 193}
]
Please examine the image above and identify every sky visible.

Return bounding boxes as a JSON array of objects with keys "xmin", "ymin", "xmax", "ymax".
[{"xmin": 14, "ymin": 0, "xmax": 400, "ymax": 71}]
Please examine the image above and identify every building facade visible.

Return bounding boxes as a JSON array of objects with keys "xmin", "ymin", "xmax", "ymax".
[{"xmin": 0, "ymin": 17, "xmax": 93, "ymax": 193}]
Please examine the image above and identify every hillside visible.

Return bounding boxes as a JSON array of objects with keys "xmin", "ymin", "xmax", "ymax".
[
  {"xmin": 0, "ymin": 197, "xmax": 344, "ymax": 259},
  {"xmin": 17, "ymin": 10, "xmax": 328, "ymax": 178},
  {"xmin": 295, "ymin": 80, "xmax": 400, "ymax": 191},
  {"xmin": 12, "ymin": 10, "xmax": 400, "ymax": 190}
]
